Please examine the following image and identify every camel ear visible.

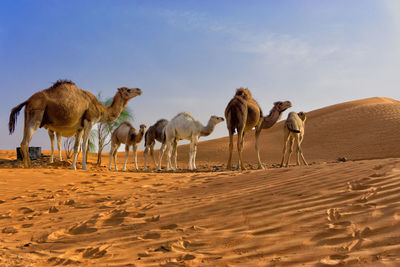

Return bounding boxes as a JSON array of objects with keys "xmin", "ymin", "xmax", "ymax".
[{"xmin": 274, "ymin": 101, "xmax": 282, "ymax": 106}]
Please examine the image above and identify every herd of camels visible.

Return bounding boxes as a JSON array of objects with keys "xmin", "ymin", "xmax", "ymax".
[{"xmin": 8, "ymin": 80, "xmax": 308, "ymax": 171}]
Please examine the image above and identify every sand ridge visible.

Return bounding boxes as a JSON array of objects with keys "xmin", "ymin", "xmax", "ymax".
[{"xmin": 1, "ymin": 97, "xmax": 400, "ymax": 266}]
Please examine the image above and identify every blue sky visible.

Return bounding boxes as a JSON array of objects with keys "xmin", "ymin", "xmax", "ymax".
[{"xmin": 1, "ymin": 0, "xmax": 400, "ymax": 151}]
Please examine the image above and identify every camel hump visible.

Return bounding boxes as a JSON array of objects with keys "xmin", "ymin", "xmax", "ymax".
[
  {"xmin": 174, "ymin": 112, "xmax": 194, "ymax": 120},
  {"xmin": 119, "ymin": 121, "xmax": 134, "ymax": 129},
  {"xmin": 50, "ymin": 79, "xmax": 75, "ymax": 89}
]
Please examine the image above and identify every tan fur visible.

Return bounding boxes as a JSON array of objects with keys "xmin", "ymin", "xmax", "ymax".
[
  {"xmin": 109, "ymin": 122, "xmax": 146, "ymax": 171},
  {"xmin": 225, "ymin": 88, "xmax": 292, "ymax": 170},
  {"xmin": 9, "ymin": 80, "xmax": 142, "ymax": 170},
  {"xmin": 280, "ymin": 111, "xmax": 308, "ymax": 167}
]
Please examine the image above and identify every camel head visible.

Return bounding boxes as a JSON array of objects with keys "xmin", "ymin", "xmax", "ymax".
[
  {"xmin": 139, "ymin": 124, "xmax": 147, "ymax": 133},
  {"xmin": 210, "ymin": 115, "xmax": 225, "ymax": 125},
  {"xmin": 297, "ymin": 111, "xmax": 306, "ymax": 122},
  {"xmin": 235, "ymin": 87, "xmax": 252, "ymax": 100},
  {"xmin": 118, "ymin": 87, "xmax": 142, "ymax": 100},
  {"xmin": 273, "ymin": 101, "xmax": 292, "ymax": 113}
]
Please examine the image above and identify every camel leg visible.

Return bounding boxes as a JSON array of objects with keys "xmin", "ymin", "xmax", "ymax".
[
  {"xmin": 133, "ymin": 145, "xmax": 138, "ymax": 170},
  {"xmin": 112, "ymin": 144, "xmax": 120, "ymax": 171},
  {"xmin": 280, "ymin": 131, "xmax": 290, "ymax": 167},
  {"xmin": 166, "ymin": 142, "xmax": 175, "ymax": 171},
  {"xmin": 143, "ymin": 146, "xmax": 149, "ymax": 170},
  {"xmin": 192, "ymin": 136, "xmax": 198, "ymax": 170},
  {"xmin": 56, "ymin": 132, "xmax": 62, "ymax": 161},
  {"xmin": 150, "ymin": 144, "xmax": 156, "ymax": 167},
  {"xmin": 71, "ymin": 130, "xmax": 83, "ymax": 170},
  {"xmin": 255, "ymin": 127, "xmax": 264, "ymax": 169},
  {"xmin": 172, "ymin": 139, "xmax": 178, "ymax": 170},
  {"xmin": 108, "ymin": 145, "xmax": 114, "ymax": 170},
  {"xmin": 227, "ymin": 132, "xmax": 234, "ymax": 170},
  {"xmin": 123, "ymin": 144, "xmax": 129, "ymax": 171},
  {"xmin": 158, "ymin": 142, "xmax": 167, "ymax": 171},
  {"xmin": 188, "ymin": 140, "xmax": 194, "ymax": 170},
  {"xmin": 81, "ymin": 121, "xmax": 95, "ymax": 170},
  {"xmin": 48, "ymin": 130, "xmax": 55, "ymax": 163},
  {"xmin": 285, "ymin": 137, "xmax": 294, "ymax": 167},
  {"xmin": 21, "ymin": 110, "xmax": 43, "ymax": 168},
  {"xmin": 297, "ymin": 139, "xmax": 308, "ymax": 166},
  {"xmin": 237, "ymin": 128, "xmax": 246, "ymax": 170}
]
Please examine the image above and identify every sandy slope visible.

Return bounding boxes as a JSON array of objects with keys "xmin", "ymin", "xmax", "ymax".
[{"xmin": 1, "ymin": 97, "xmax": 400, "ymax": 266}]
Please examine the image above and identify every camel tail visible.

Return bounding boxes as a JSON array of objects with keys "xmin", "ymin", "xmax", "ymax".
[
  {"xmin": 226, "ymin": 108, "xmax": 239, "ymax": 134},
  {"xmin": 144, "ymin": 130, "xmax": 150, "ymax": 147},
  {"xmin": 9, "ymin": 101, "xmax": 28, "ymax": 134}
]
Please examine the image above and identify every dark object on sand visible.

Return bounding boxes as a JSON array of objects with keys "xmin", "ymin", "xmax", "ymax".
[
  {"xmin": 337, "ymin": 157, "xmax": 347, "ymax": 162},
  {"xmin": 16, "ymin": 147, "xmax": 41, "ymax": 160}
]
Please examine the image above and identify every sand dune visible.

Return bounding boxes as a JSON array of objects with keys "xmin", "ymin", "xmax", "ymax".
[{"xmin": 1, "ymin": 97, "xmax": 400, "ymax": 266}]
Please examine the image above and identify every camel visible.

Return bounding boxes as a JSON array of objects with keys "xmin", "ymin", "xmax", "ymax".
[
  {"xmin": 9, "ymin": 80, "xmax": 142, "ymax": 170},
  {"xmin": 280, "ymin": 111, "xmax": 308, "ymax": 167},
  {"xmin": 108, "ymin": 122, "xmax": 146, "ymax": 171},
  {"xmin": 143, "ymin": 119, "xmax": 168, "ymax": 170},
  {"xmin": 158, "ymin": 112, "xmax": 224, "ymax": 171},
  {"xmin": 225, "ymin": 88, "xmax": 292, "ymax": 170}
]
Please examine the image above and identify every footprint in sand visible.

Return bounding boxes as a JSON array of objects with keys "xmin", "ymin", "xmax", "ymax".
[
  {"xmin": 48, "ymin": 206, "xmax": 59, "ymax": 213},
  {"xmin": 320, "ymin": 254, "xmax": 349, "ymax": 265},
  {"xmin": 100, "ymin": 209, "xmax": 129, "ymax": 226},
  {"xmin": 19, "ymin": 207, "xmax": 34, "ymax": 214},
  {"xmin": 68, "ymin": 220, "xmax": 98, "ymax": 235},
  {"xmin": 76, "ymin": 246, "xmax": 109, "ymax": 259},
  {"xmin": 0, "ymin": 212, "xmax": 11, "ymax": 220},
  {"xmin": 327, "ymin": 208, "xmax": 341, "ymax": 222},
  {"xmin": 347, "ymin": 180, "xmax": 370, "ymax": 191},
  {"xmin": 47, "ymin": 257, "xmax": 80, "ymax": 265},
  {"xmin": 145, "ymin": 215, "xmax": 160, "ymax": 222},
  {"xmin": 160, "ymin": 224, "xmax": 178, "ymax": 230},
  {"xmin": 2, "ymin": 226, "xmax": 18, "ymax": 234},
  {"xmin": 142, "ymin": 232, "xmax": 161, "ymax": 239},
  {"xmin": 357, "ymin": 187, "xmax": 378, "ymax": 203}
]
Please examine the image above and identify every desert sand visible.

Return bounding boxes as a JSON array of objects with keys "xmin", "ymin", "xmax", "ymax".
[{"xmin": 1, "ymin": 97, "xmax": 400, "ymax": 266}]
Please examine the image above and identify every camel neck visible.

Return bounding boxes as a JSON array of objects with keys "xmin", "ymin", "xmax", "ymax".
[
  {"xmin": 200, "ymin": 120, "xmax": 215, "ymax": 137},
  {"xmin": 262, "ymin": 107, "xmax": 282, "ymax": 129},
  {"xmin": 101, "ymin": 92, "xmax": 127, "ymax": 123}
]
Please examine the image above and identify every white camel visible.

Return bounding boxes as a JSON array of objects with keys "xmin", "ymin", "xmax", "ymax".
[
  {"xmin": 158, "ymin": 112, "xmax": 224, "ymax": 171},
  {"xmin": 109, "ymin": 122, "xmax": 146, "ymax": 171},
  {"xmin": 280, "ymin": 111, "xmax": 308, "ymax": 167}
]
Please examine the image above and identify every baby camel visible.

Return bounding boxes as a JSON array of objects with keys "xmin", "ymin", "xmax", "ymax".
[
  {"xmin": 280, "ymin": 111, "xmax": 308, "ymax": 167},
  {"xmin": 143, "ymin": 119, "xmax": 168, "ymax": 170},
  {"xmin": 158, "ymin": 112, "xmax": 224, "ymax": 171},
  {"xmin": 109, "ymin": 122, "xmax": 146, "ymax": 171}
]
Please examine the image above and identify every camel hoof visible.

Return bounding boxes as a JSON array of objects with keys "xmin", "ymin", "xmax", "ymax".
[
  {"xmin": 71, "ymin": 165, "xmax": 77, "ymax": 170},
  {"xmin": 258, "ymin": 165, "xmax": 265, "ymax": 170},
  {"xmin": 82, "ymin": 166, "xmax": 88, "ymax": 171}
]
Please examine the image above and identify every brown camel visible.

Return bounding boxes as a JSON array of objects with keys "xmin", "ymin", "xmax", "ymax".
[
  {"xmin": 225, "ymin": 88, "xmax": 292, "ymax": 170},
  {"xmin": 143, "ymin": 119, "xmax": 168, "ymax": 170},
  {"xmin": 109, "ymin": 122, "xmax": 146, "ymax": 171},
  {"xmin": 9, "ymin": 80, "xmax": 142, "ymax": 170}
]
